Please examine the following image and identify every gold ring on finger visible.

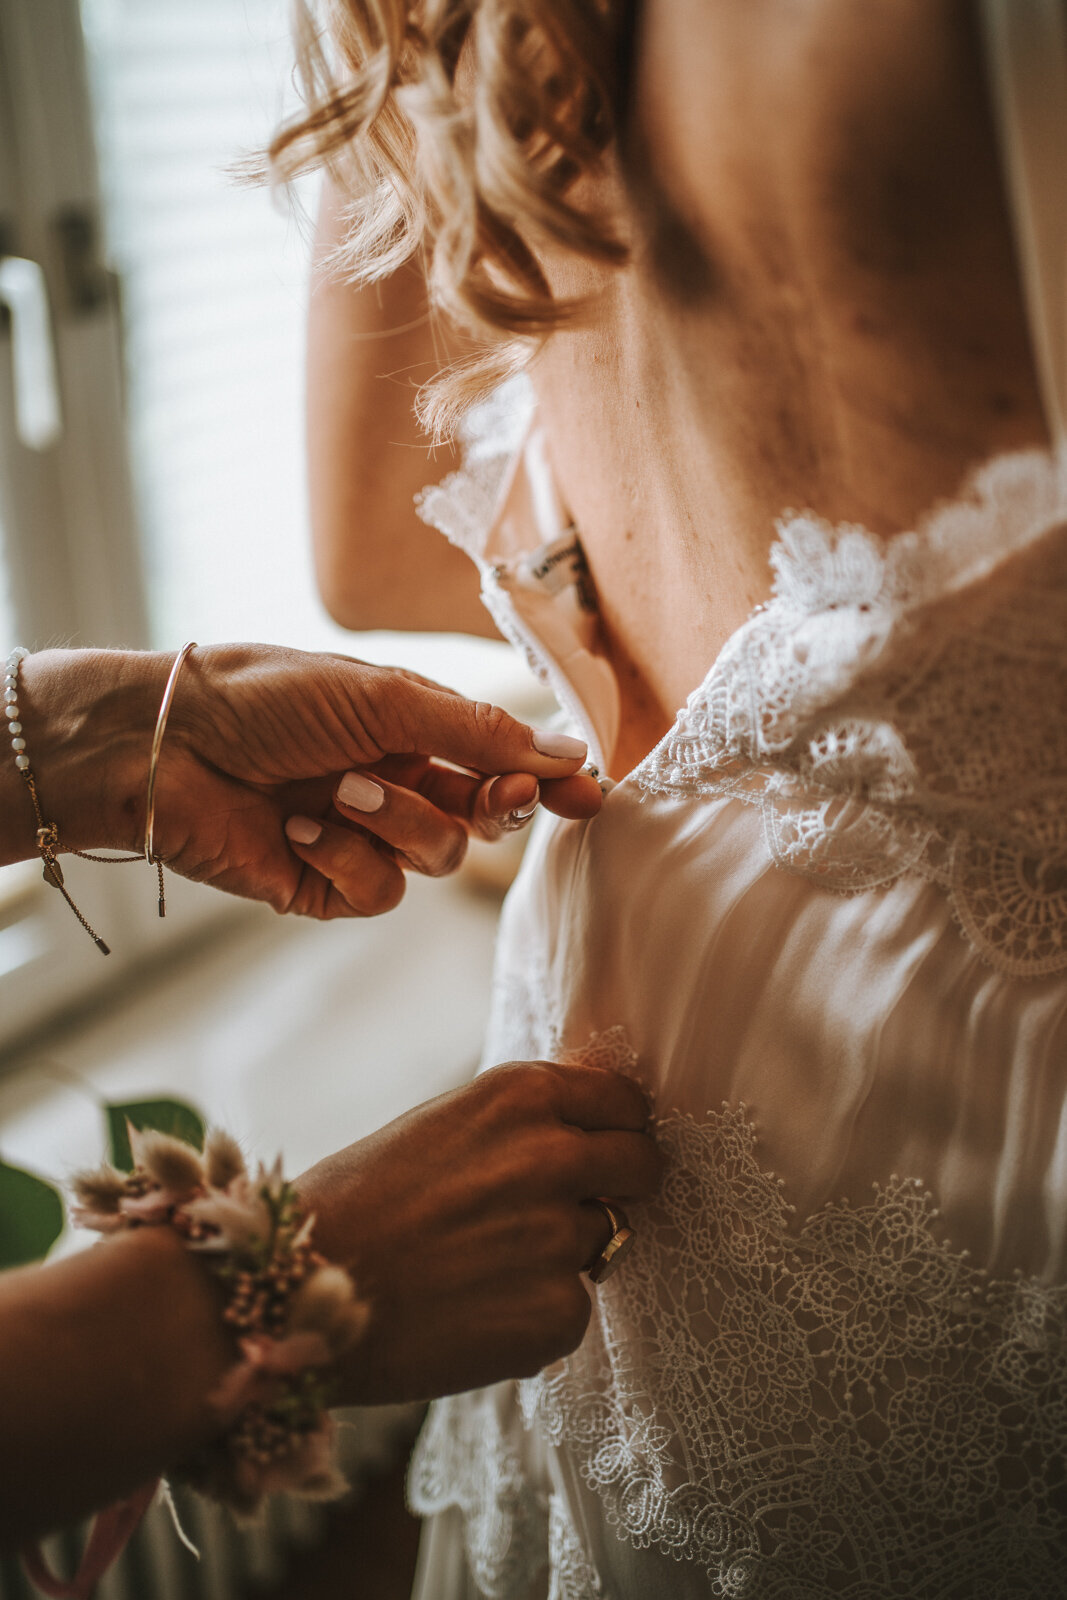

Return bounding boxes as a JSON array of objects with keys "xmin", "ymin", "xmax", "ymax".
[{"xmin": 586, "ymin": 1198, "xmax": 635, "ymax": 1284}]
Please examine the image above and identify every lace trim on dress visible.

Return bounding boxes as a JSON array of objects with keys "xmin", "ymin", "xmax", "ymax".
[
  {"xmin": 548, "ymin": 1495, "xmax": 603, "ymax": 1600},
  {"xmin": 417, "ymin": 385, "xmax": 1067, "ymax": 975},
  {"xmin": 633, "ymin": 448, "xmax": 1067, "ymax": 978},
  {"xmin": 412, "ymin": 1020, "xmax": 1067, "ymax": 1597},
  {"xmin": 416, "ymin": 375, "xmax": 536, "ymax": 564},
  {"xmin": 409, "ymin": 1388, "xmax": 548, "ymax": 1600},
  {"xmin": 516, "ymin": 1029, "xmax": 1067, "ymax": 1598}
]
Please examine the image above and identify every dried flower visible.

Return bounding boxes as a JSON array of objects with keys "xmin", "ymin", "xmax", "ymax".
[
  {"xmin": 208, "ymin": 1358, "xmax": 274, "ymax": 1420},
  {"xmin": 204, "ymin": 1129, "xmax": 246, "ymax": 1189},
  {"xmin": 183, "ymin": 1175, "xmax": 271, "ymax": 1253},
  {"xmin": 69, "ymin": 1127, "xmax": 364, "ymax": 1525},
  {"xmin": 119, "ymin": 1192, "xmax": 178, "ymax": 1225},
  {"xmin": 70, "ymin": 1164, "xmax": 126, "ymax": 1214},
  {"xmin": 257, "ymin": 1154, "xmax": 286, "ymax": 1204},
  {"xmin": 282, "ymin": 1421, "xmax": 349, "ymax": 1501},
  {"xmin": 290, "ymin": 1265, "xmax": 368, "ymax": 1352},
  {"xmin": 128, "ymin": 1124, "xmax": 204, "ymax": 1197},
  {"xmin": 231, "ymin": 1419, "xmax": 349, "ymax": 1509},
  {"xmin": 69, "ymin": 1206, "xmax": 128, "ymax": 1234},
  {"xmin": 292, "ymin": 1212, "xmax": 315, "ymax": 1251},
  {"xmin": 240, "ymin": 1329, "xmax": 334, "ymax": 1375}
]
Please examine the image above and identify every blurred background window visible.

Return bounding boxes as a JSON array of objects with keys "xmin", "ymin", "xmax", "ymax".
[
  {"xmin": 81, "ymin": 0, "xmax": 525, "ymax": 675},
  {"xmin": 0, "ymin": 0, "xmax": 537, "ymax": 1050},
  {"xmin": 80, "ymin": 0, "xmax": 330, "ymax": 649}
]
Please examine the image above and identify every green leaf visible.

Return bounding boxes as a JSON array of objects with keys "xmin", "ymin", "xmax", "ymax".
[
  {"xmin": 106, "ymin": 1098, "xmax": 205, "ymax": 1171},
  {"xmin": 0, "ymin": 1159, "xmax": 64, "ymax": 1268}
]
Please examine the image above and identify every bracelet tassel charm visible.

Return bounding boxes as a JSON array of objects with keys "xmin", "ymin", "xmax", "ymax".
[
  {"xmin": 31, "ymin": 804, "xmax": 112, "ymax": 955},
  {"xmin": 37, "ymin": 824, "xmax": 64, "ymax": 887}
]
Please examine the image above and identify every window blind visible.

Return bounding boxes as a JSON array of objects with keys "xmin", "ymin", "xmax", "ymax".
[{"xmin": 80, "ymin": 0, "xmax": 333, "ymax": 650}]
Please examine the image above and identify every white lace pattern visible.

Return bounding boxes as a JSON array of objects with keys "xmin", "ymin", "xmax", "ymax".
[
  {"xmin": 548, "ymin": 1496, "xmax": 603, "ymax": 1600},
  {"xmin": 521, "ymin": 1032, "xmax": 1067, "ymax": 1597},
  {"xmin": 410, "ymin": 1389, "xmax": 548, "ymax": 1599},
  {"xmin": 415, "ymin": 375, "xmax": 535, "ymax": 564},
  {"xmin": 633, "ymin": 450, "xmax": 1067, "ymax": 978},
  {"xmin": 412, "ymin": 1021, "xmax": 1067, "ymax": 1597},
  {"xmin": 420, "ymin": 405, "xmax": 1067, "ymax": 977}
]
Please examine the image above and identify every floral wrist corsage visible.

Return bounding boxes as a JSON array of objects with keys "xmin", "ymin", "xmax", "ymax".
[{"xmin": 72, "ymin": 1126, "xmax": 367, "ymax": 1517}]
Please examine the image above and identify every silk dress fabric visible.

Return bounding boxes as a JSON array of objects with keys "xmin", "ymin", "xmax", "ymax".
[{"xmin": 408, "ymin": 6, "xmax": 1067, "ymax": 1594}]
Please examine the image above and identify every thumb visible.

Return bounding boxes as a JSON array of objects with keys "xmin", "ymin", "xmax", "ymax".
[{"xmin": 387, "ymin": 678, "xmax": 590, "ymax": 777}]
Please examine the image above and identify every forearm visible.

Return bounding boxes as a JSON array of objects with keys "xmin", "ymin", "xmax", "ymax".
[
  {"xmin": 0, "ymin": 1228, "xmax": 231, "ymax": 1547},
  {"xmin": 0, "ymin": 1055, "xmax": 661, "ymax": 1542},
  {"xmin": 0, "ymin": 649, "xmax": 167, "ymax": 867},
  {"xmin": 307, "ymin": 184, "xmax": 495, "ymax": 636}
]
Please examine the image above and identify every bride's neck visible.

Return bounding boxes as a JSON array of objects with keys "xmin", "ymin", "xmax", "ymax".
[{"xmin": 534, "ymin": 0, "xmax": 1050, "ymax": 776}]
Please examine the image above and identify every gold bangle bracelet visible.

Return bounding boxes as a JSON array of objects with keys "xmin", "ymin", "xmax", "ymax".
[{"xmin": 144, "ymin": 642, "xmax": 197, "ymax": 910}]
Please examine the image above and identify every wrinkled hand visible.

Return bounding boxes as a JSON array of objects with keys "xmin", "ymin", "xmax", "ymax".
[
  {"xmin": 14, "ymin": 644, "xmax": 600, "ymax": 917},
  {"xmin": 157, "ymin": 644, "xmax": 601, "ymax": 916},
  {"xmin": 297, "ymin": 1062, "xmax": 664, "ymax": 1403}
]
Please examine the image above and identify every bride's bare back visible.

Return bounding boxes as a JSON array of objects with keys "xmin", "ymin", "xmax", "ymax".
[
  {"xmin": 533, "ymin": 0, "xmax": 1047, "ymax": 771},
  {"xmin": 308, "ymin": 0, "xmax": 1047, "ymax": 778}
]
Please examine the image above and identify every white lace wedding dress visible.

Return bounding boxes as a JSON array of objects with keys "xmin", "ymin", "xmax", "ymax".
[{"xmin": 406, "ymin": 5, "xmax": 1067, "ymax": 1594}]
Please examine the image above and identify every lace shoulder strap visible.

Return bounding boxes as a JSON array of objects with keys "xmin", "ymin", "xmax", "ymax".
[{"xmin": 415, "ymin": 376, "xmax": 536, "ymax": 563}]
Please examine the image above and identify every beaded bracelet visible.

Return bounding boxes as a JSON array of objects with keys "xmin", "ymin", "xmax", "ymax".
[{"xmin": 5, "ymin": 645, "xmax": 194, "ymax": 952}]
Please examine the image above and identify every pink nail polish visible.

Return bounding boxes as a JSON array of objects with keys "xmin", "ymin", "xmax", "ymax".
[
  {"xmin": 337, "ymin": 771, "xmax": 385, "ymax": 812},
  {"xmin": 532, "ymin": 728, "xmax": 587, "ymax": 760},
  {"xmin": 285, "ymin": 816, "xmax": 322, "ymax": 846}
]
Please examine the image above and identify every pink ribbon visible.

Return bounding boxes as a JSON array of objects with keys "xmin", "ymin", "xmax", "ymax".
[
  {"xmin": 207, "ymin": 1329, "xmax": 333, "ymax": 1417},
  {"xmin": 21, "ymin": 1478, "xmax": 158, "ymax": 1599}
]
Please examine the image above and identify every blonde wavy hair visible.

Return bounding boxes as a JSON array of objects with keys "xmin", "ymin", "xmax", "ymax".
[{"xmin": 270, "ymin": 0, "xmax": 629, "ymax": 433}]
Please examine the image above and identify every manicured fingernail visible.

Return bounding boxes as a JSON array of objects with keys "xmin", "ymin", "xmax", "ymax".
[
  {"xmin": 502, "ymin": 800, "xmax": 539, "ymax": 832},
  {"xmin": 532, "ymin": 729, "xmax": 587, "ymax": 760},
  {"xmin": 285, "ymin": 816, "xmax": 322, "ymax": 846},
  {"xmin": 487, "ymin": 777, "xmax": 538, "ymax": 817},
  {"xmin": 337, "ymin": 772, "xmax": 385, "ymax": 812}
]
